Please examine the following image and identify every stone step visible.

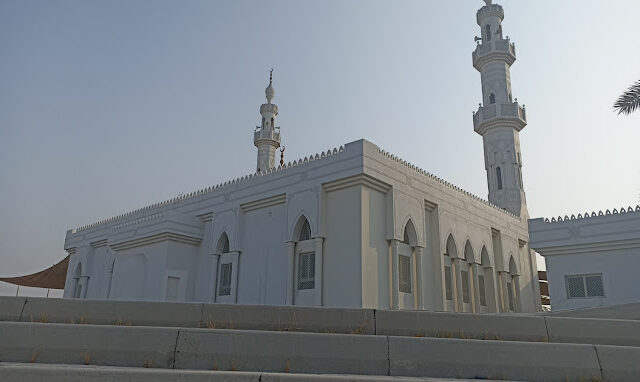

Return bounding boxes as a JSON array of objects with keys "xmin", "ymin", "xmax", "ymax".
[
  {"xmin": 2, "ymin": 321, "xmax": 639, "ymax": 382},
  {"xmin": 0, "ymin": 363, "xmax": 519, "ymax": 382},
  {"xmin": 3, "ymin": 296, "xmax": 640, "ymax": 347}
]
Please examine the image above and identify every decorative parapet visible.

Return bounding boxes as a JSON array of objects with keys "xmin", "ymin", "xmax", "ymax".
[
  {"xmin": 473, "ymin": 101, "xmax": 526, "ymax": 135},
  {"xmin": 373, "ymin": 145, "xmax": 519, "ymax": 220},
  {"xmin": 254, "ymin": 127, "xmax": 281, "ymax": 143},
  {"xmin": 541, "ymin": 205, "xmax": 640, "ymax": 223},
  {"xmin": 71, "ymin": 145, "xmax": 345, "ymax": 233},
  {"xmin": 472, "ymin": 38, "xmax": 516, "ymax": 71}
]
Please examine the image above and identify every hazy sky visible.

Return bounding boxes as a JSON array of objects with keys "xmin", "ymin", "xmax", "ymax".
[{"xmin": 1, "ymin": 0, "xmax": 639, "ymax": 296}]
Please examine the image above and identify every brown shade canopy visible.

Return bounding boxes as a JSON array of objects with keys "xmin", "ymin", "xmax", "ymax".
[{"xmin": 0, "ymin": 256, "xmax": 68, "ymax": 290}]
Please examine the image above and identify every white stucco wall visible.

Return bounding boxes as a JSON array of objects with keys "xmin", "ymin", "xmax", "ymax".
[
  {"xmin": 63, "ymin": 139, "xmax": 539, "ymax": 313},
  {"xmin": 530, "ymin": 208, "xmax": 640, "ymax": 311}
]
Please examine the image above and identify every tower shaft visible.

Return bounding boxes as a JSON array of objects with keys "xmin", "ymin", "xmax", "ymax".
[{"xmin": 473, "ymin": 1, "xmax": 528, "ymax": 217}]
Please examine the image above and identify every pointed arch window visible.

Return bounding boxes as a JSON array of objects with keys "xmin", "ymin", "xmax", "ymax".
[
  {"xmin": 217, "ymin": 232, "xmax": 230, "ymax": 254},
  {"xmin": 271, "ymin": 117, "xmax": 275, "ymax": 128},
  {"xmin": 485, "ymin": 25, "xmax": 492, "ymax": 41},
  {"xmin": 489, "ymin": 93, "xmax": 496, "ymax": 104},
  {"xmin": 496, "ymin": 167, "xmax": 503, "ymax": 190},
  {"xmin": 403, "ymin": 227, "xmax": 410, "ymax": 244},
  {"xmin": 299, "ymin": 219, "xmax": 311, "ymax": 241}
]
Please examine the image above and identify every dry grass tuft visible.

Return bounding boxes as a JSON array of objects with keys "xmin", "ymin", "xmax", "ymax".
[
  {"xmin": 30, "ymin": 350, "xmax": 39, "ymax": 363},
  {"xmin": 284, "ymin": 359, "xmax": 291, "ymax": 373}
]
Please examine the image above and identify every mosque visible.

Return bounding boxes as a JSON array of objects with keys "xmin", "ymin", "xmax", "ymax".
[{"xmin": 24, "ymin": 0, "xmax": 543, "ymax": 313}]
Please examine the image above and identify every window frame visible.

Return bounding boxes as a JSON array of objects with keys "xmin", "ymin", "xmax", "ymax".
[
  {"xmin": 461, "ymin": 270, "xmax": 471, "ymax": 303},
  {"xmin": 218, "ymin": 262, "xmax": 233, "ymax": 296},
  {"xmin": 478, "ymin": 274, "xmax": 487, "ymax": 306},
  {"xmin": 565, "ymin": 273, "xmax": 605, "ymax": 299},
  {"xmin": 399, "ymin": 255, "xmax": 412, "ymax": 294},
  {"xmin": 297, "ymin": 251, "xmax": 316, "ymax": 290},
  {"xmin": 444, "ymin": 265, "xmax": 453, "ymax": 301}
]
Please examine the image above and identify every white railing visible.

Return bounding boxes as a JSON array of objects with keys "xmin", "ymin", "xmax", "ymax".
[
  {"xmin": 254, "ymin": 128, "xmax": 281, "ymax": 142},
  {"xmin": 472, "ymin": 38, "xmax": 516, "ymax": 64},
  {"xmin": 473, "ymin": 102, "xmax": 526, "ymax": 128}
]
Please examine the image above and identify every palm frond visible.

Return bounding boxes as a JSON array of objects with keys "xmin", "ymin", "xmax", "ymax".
[{"xmin": 614, "ymin": 80, "xmax": 640, "ymax": 115}]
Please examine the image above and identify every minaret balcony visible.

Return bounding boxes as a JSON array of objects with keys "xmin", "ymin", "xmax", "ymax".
[
  {"xmin": 473, "ymin": 102, "xmax": 527, "ymax": 135},
  {"xmin": 473, "ymin": 38, "xmax": 516, "ymax": 70},
  {"xmin": 254, "ymin": 127, "xmax": 281, "ymax": 145}
]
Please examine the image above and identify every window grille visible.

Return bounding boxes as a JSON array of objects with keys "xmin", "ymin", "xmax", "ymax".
[
  {"xmin": 165, "ymin": 276, "xmax": 179, "ymax": 301},
  {"xmin": 586, "ymin": 275, "xmax": 604, "ymax": 297},
  {"xmin": 399, "ymin": 255, "xmax": 411, "ymax": 293},
  {"xmin": 461, "ymin": 270, "xmax": 470, "ymax": 303},
  {"xmin": 444, "ymin": 266, "xmax": 453, "ymax": 300},
  {"xmin": 478, "ymin": 275, "xmax": 487, "ymax": 306},
  {"xmin": 298, "ymin": 252, "xmax": 315, "ymax": 290},
  {"xmin": 566, "ymin": 274, "xmax": 604, "ymax": 298},
  {"xmin": 299, "ymin": 219, "xmax": 311, "ymax": 241},
  {"xmin": 507, "ymin": 281, "xmax": 514, "ymax": 311},
  {"xmin": 218, "ymin": 263, "xmax": 232, "ymax": 296}
]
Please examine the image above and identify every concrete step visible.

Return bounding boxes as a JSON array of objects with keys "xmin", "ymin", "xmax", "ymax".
[
  {"xmin": 3, "ymin": 296, "xmax": 640, "ymax": 347},
  {"xmin": 0, "ymin": 363, "xmax": 519, "ymax": 382},
  {"xmin": 2, "ymin": 321, "xmax": 639, "ymax": 382}
]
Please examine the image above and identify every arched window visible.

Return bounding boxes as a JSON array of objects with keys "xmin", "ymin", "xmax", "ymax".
[
  {"xmin": 507, "ymin": 256, "xmax": 519, "ymax": 312},
  {"xmin": 402, "ymin": 220, "xmax": 416, "ymax": 246},
  {"xmin": 485, "ymin": 25, "xmax": 492, "ymax": 41},
  {"xmin": 508, "ymin": 92, "xmax": 513, "ymax": 103},
  {"xmin": 496, "ymin": 167, "xmax": 503, "ymax": 190},
  {"xmin": 262, "ymin": 117, "xmax": 265, "ymax": 127},
  {"xmin": 516, "ymin": 167, "xmax": 523, "ymax": 189},
  {"xmin": 271, "ymin": 117, "xmax": 275, "ymax": 128},
  {"xmin": 444, "ymin": 234, "xmax": 458, "ymax": 303},
  {"xmin": 217, "ymin": 232, "xmax": 230, "ymax": 254},
  {"xmin": 106, "ymin": 259, "xmax": 115, "ymax": 299},
  {"xmin": 73, "ymin": 263, "xmax": 82, "ymax": 299},
  {"xmin": 299, "ymin": 219, "xmax": 311, "ymax": 241},
  {"xmin": 489, "ymin": 93, "xmax": 496, "ymax": 104},
  {"xmin": 479, "ymin": 246, "xmax": 492, "ymax": 308}
]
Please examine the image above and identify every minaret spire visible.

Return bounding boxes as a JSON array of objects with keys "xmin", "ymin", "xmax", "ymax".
[
  {"xmin": 472, "ymin": 1, "xmax": 528, "ymax": 217},
  {"xmin": 254, "ymin": 70, "xmax": 281, "ymax": 172}
]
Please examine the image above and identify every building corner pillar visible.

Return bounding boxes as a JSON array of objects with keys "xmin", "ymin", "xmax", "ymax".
[
  {"xmin": 209, "ymin": 253, "xmax": 220, "ymax": 303},
  {"xmin": 390, "ymin": 240, "xmax": 400, "ymax": 310},
  {"xmin": 286, "ymin": 241, "xmax": 295, "ymax": 305},
  {"xmin": 314, "ymin": 237, "xmax": 324, "ymax": 306},
  {"xmin": 414, "ymin": 246, "xmax": 425, "ymax": 310},
  {"xmin": 452, "ymin": 258, "xmax": 464, "ymax": 312},
  {"xmin": 513, "ymin": 275, "xmax": 522, "ymax": 312},
  {"xmin": 471, "ymin": 263, "xmax": 481, "ymax": 313}
]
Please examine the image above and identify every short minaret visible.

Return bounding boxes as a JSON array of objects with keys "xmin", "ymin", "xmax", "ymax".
[
  {"xmin": 473, "ymin": 0, "xmax": 528, "ymax": 217},
  {"xmin": 254, "ymin": 70, "xmax": 281, "ymax": 172}
]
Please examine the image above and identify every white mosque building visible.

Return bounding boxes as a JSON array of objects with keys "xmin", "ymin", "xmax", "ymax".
[{"xmin": 62, "ymin": 0, "xmax": 542, "ymax": 313}]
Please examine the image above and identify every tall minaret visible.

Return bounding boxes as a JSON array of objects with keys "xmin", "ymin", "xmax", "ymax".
[
  {"xmin": 473, "ymin": 0, "xmax": 528, "ymax": 217},
  {"xmin": 254, "ymin": 70, "xmax": 281, "ymax": 172}
]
